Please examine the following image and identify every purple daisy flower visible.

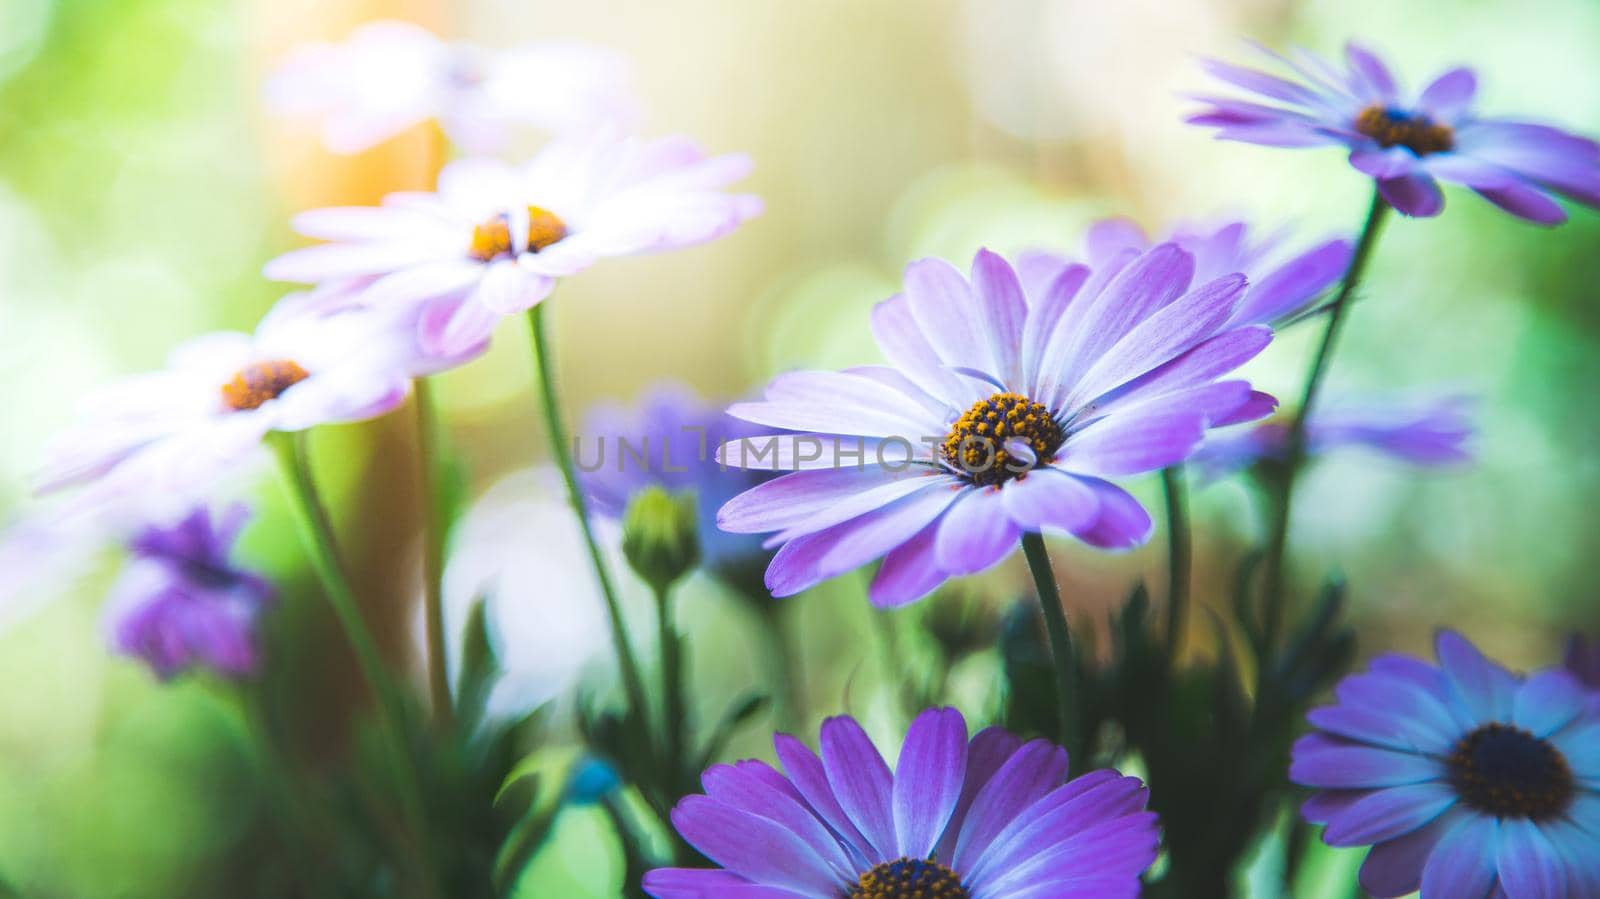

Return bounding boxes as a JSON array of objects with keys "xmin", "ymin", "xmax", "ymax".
[
  {"xmin": 1566, "ymin": 635, "xmax": 1600, "ymax": 694},
  {"xmin": 1026, "ymin": 216, "xmax": 1352, "ymax": 327},
  {"xmin": 266, "ymin": 20, "xmax": 638, "ymax": 156},
  {"xmin": 264, "ymin": 134, "xmax": 762, "ymax": 356},
  {"xmin": 1293, "ymin": 631, "xmax": 1600, "ymax": 898},
  {"xmin": 105, "ymin": 505, "xmax": 275, "ymax": 680},
  {"xmin": 716, "ymin": 246, "xmax": 1275, "ymax": 607},
  {"xmin": 1192, "ymin": 394, "xmax": 1474, "ymax": 480},
  {"xmin": 1189, "ymin": 41, "xmax": 1600, "ymax": 223},
  {"xmin": 580, "ymin": 382, "xmax": 773, "ymax": 580},
  {"xmin": 643, "ymin": 706, "xmax": 1159, "ymax": 898}
]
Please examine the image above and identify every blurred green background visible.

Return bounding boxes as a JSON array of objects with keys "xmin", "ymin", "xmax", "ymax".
[{"xmin": 1, "ymin": 0, "xmax": 1598, "ymax": 895}]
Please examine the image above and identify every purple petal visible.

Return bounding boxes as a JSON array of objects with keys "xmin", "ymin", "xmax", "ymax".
[
  {"xmin": 1424, "ymin": 154, "xmax": 1519, "ymax": 189},
  {"xmin": 1000, "ymin": 468, "xmax": 1101, "ymax": 536},
  {"xmin": 1473, "ymin": 183, "xmax": 1568, "ymax": 226},
  {"xmin": 719, "ymin": 468, "xmax": 928, "ymax": 535},
  {"xmin": 868, "ymin": 520, "xmax": 947, "ymax": 609},
  {"xmin": 1418, "ymin": 67, "xmax": 1477, "ymax": 119},
  {"xmin": 1345, "ymin": 42, "xmax": 1399, "ymax": 102},
  {"xmin": 870, "ymin": 294, "xmax": 986, "ymax": 409},
  {"xmin": 1496, "ymin": 819, "xmax": 1566, "ymax": 899},
  {"xmin": 1306, "ymin": 702, "xmax": 1455, "ymax": 757},
  {"xmin": 1358, "ymin": 810, "xmax": 1460, "ymax": 898},
  {"xmin": 729, "ymin": 370, "xmax": 935, "ymax": 438},
  {"xmin": 1379, "ymin": 173, "xmax": 1446, "ymax": 217},
  {"xmin": 1069, "ymin": 478, "xmax": 1154, "ymax": 550},
  {"xmin": 1091, "ymin": 326, "xmax": 1273, "ymax": 415},
  {"xmin": 1084, "ymin": 218, "xmax": 1150, "ymax": 266},
  {"xmin": 1015, "ymin": 251, "xmax": 1076, "ymax": 301},
  {"xmin": 1421, "ymin": 815, "xmax": 1498, "ymax": 899},
  {"xmin": 1512, "ymin": 669, "xmax": 1587, "ymax": 737},
  {"xmin": 669, "ymin": 796, "xmax": 844, "ymax": 893},
  {"xmin": 772, "ymin": 734, "xmax": 874, "ymax": 860},
  {"xmin": 1065, "ymin": 273, "xmax": 1248, "ymax": 408},
  {"xmin": 1436, "ymin": 630, "xmax": 1519, "ymax": 724},
  {"xmin": 951, "ymin": 739, "xmax": 1071, "ymax": 874},
  {"xmin": 1457, "ymin": 121, "xmax": 1600, "ymax": 205},
  {"xmin": 820, "ymin": 716, "xmax": 897, "ymax": 860},
  {"xmin": 762, "ymin": 480, "xmax": 962, "ymax": 597},
  {"xmin": 1321, "ymin": 782, "xmax": 1457, "ymax": 847},
  {"xmin": 1059, "ymin": 381, "xmax": 1253, "ymax": 476},
  {"xmin": 1352, "ymin": 147, "xmax": 1423, "ymax": 179},
  {"xmin": 892, "ymin": 707, "xmax": 969, "ymax": 858},
  {"xmin": 1201, "ymin": 58, "xmax": 1321, "ymax": 106},
  {"xmin": 1036, "ymin": 244, "xmax": 1195, "ymax": 410},
  {"xmin": 933, "ymin": 489, "xmax": 1022, "ymax": 576},
  {"xmin": 934, "ymin": 727, "xmax": 1025, "ymax": 861},
  {"xmin": 700, "ymin": 762, "xmax": 855, "ymax": 878},
  {"xmin": 1020, "ymin": 264, "xmax": 1091, "ymax": 392},
  {"xmin": 904, "ymin": 257, "xmax": 993, "ymax": 377},
  {"xmin": 971, "ymin": 249, "xmax": 1029, "ymax": 385},
  {"xmin": 643, "ymin": 867, "xmax": 811, "ymax": 898},
  {"xmin": 1232, "ymin": 238, "xmax": 1351, "ymax": 326},
  {"xmin": 1290, "ymin": 738, "xmax": 1445, "ymax": 789}
]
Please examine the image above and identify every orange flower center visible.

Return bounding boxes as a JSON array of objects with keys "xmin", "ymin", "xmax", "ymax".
[
  {"xmin": 1354, "ymin": 104, "xmax": 1454, "ymax": 156},
  {"xmin": 942, "ymin": 392, "xmax": 1064, "ymax": 487},
  {"xmin": 468, "ymin": 205, "xmax": 569, "ymax": 261},
  {"xmin": 848, "ymin": 857, "xmax": 968, "ymax": 899},
  {"xmin": 221, "ymin": 360, "xmax": 310, "ymax": 411}
]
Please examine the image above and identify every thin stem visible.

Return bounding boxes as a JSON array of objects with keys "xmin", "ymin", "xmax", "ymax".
[
  {"xmin": 267, "ymin": 431, "xmax": 437, "ymax": 895},
  {"xmin": 656, "ymin": 585, "xmax": 686, "ymax": 783},
  {"xmin": 413, "ymin": 378, "xmax": 454, "ymax": 728},
  {"xmin": 1020, "ymin": 532, "xmax": 1080, "ymax": 756},
  {"xmin": 1161, "ymin": 466, "xmax": 1192, "ymax": 656},
  {"xmin": 1259, "ymin": 190, "xmax": 1390, "ymax": 655},
  {"xmin": 756, "ymin": 604, "xmax": 805, "ymax": 729},
  {"xmin": 525, "ymin": 304, "xmax": 651, "ymax": 722}
]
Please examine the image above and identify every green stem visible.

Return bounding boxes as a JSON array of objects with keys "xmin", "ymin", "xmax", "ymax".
[
  {"xmin": 1259, "ymin": 190, "xmax": 1390, "ymax": 656},
  {"xmin": 1020, "ymin": 532, "xmax": 1080, "ymax": 756},
  {"xmin": 413, "ymin": 378, "xmax": 454, "ymax": 728},
  {"xmin": 656, "ymin": 585, "xmax": 686, "ymax": 784},
  {"xmin": 267, "ymin": 431, "xmax": 437, "ymax": 895},
  {"xmin": 232, "ymin": 682, "xmax": 340, "ymax": 899},
  {"xmin": 525, "ymin": 304, "xmax": 651, "ymax": 724},
  {"xmin": 757, "ymin": 603, "xmax": 805, "ymax": 729},
  {"xmin": 1161, "ymin": 466, "xmax": 1191, "ymax": 656}
]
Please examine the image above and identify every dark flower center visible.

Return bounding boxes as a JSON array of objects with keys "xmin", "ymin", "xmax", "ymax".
[
  {"xmin": 222, "ymin": 360, "xmax": 310, "ymax": 411},
  {"xmin": 847, "ymin": 857, "xmax": 969, "ymax": 899},
  {"xmin": 469, "ymin": 205, "xmax": 568, "ymax": 261},
  {"xmin": 1354, "ymin": 104, "xmax": 1454, "ymax": 156},
  {"xmin": 942, "ymin": 392, "xmax": 1064, "ymax": 487},
  {"xmin": 1447, "ymin": 723, "xmax": 1575, "ymax": 820}
]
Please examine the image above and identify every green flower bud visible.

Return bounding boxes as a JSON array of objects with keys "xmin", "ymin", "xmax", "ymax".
[{"xmin": 621, "ymin": 487, "xmax": 701, "ymax": 593}]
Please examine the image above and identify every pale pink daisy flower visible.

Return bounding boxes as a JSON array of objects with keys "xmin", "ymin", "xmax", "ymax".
[
  {"xmin": 265, "ymin": 20, "xmax": 638, "ymax": 155},
  {"xmin": 264, "ymin": 133, "xmax": 762, "ymax": 355},
  {"xmin": 33, "ymin": 299, "xmax": 477, "ymax": 504}
]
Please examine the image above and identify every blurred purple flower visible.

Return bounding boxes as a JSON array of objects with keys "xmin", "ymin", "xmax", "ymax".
[
  {"xmin": 580, "ymin": 383, "xmax": 773, "ymax": 584},
  {"xmin": 1192, "ymin": 394, "xmax": 1474, "ymax": 480},
  {"xmin": 1189, "ymin": 42, "xmax": 1600, "ymax": 222},
  {"xmin": 1026, "ymin": 217, "xmax": 1352, "ymax": 327},
  {"xmin": 717, "ymin": 246, "xmax": 1275, "ymax": 608},
  {"xmin": 33, "ymin": 300, "xmax": 467, "ymax": 505},
  {"xmin": 1566, "ymin": 635, "xmax": 1600, "ymax": 693},
  {"xmin": 644, "ymin": 706, "xmax": 1158, "ymax": 898},
  {"xmin": 265, "ymin": 20, "xmax": 638, "ymax": 155},
  {"xmin": 264, "ymin": 136, "xmax": 762, "ymax": 357},
  {"xmin": 1293, "ymin": 631, "xmax": 1600, "ymax": 898},
  {"xmin": 105, "ymin": 505, "xmax": 274, "ymax": 680}
]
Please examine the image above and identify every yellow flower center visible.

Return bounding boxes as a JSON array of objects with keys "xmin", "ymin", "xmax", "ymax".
[
  {"xmin": 848, "ymin": 857, "xmax": 969, "ymax": 899},
  {"xmin": 221, "ymin": 360, "xmax": 310, "ymax": 411},
  {"xmin": 468, "ymin": 205, "xmax": 569, "ymax": 261},
  {"xmin": 1354, "ymin": 104, "xmax": 1454, "ymax": 156},
  {"xmin": 941, "ymin": 392, "xmax": 1064, "ymax": 487},
  {"xmin": 1447, "ymin": 722, "xmax": 1574, "ymax": 820}
]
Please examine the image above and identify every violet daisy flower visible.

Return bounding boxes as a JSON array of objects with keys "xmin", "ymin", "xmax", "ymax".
[
  {"xmin": 644, "ymin": 706, "xmax": 1159, "ymax": 898},
  {"xmin": 1026, "ymin": 216, "xmax": 1352, "ymax": 327},
  {"xmin": 264, "ymin": 135, "xmax": 762, "ymax": 356},
  {"xmin": 581, "ymin": 382, "xmax": 774, "ymax": 584},
  {"xmin": 265, "ymin": 20, "xmax": 638, "ymax": 155},
  {"xmin": 105, "ymin": 505, "xmax": 274, "ymax": 680},
  {"xmin": 1190, "ymin": 42, "xmax": 1600, "ymax": 223},
  {"xmin": 716, "ymin": 246, "xmax": 1275, "ymax": 607},
  {"xmin": 33, "ymin": 299, "xmax": 470, "ymax": 504},
  {"xmin": 1565, "ymin": 635, "xmax": 1600, "ymax": 694},
  {"xmin": 1293, "ymin": 631, "xmax": 1600, "ymax": 898},
  {"xmin": 1192, "ymin": 394, "xmax": 1474, "ymax": 480}
]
